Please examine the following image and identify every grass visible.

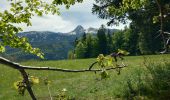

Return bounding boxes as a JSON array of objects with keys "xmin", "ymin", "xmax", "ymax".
[{"xmin": 0, "ymin": 54, "xmax": 170, "ymax": 100}]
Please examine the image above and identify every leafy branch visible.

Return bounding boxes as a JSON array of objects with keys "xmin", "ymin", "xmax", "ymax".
[
  {"xmin": 0, "ymin": 55, "xmax": 127, "ymax": 100},
  {"xmin": 0, "ymin": 57, "xmax": 126, "ymax": 72}
]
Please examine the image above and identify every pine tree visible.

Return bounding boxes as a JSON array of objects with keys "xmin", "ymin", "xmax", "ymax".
[
  {"xmin": 74, "ymin": 37, "xmax": 79, "ymax": 48},
  {"xmin": 75, "ymin": 42, "xmax": 87, "ymax": 58},
  {"xmin": 112, "ymin": 31, "xmax": 125, "ymax": 51},
  {"xmin": 123, "ymin": 27, "xmax": 139, "ymax": 55},
  {"xmin": 82, "ymin": 32, "xmax": 87, "ymax": 43},
  {"xmin": 107, "ymin": 33, "xmax": 113, "ymax": 54},
  {"xmin": 97, "ymin": 25, "xmax": 108, "ymax": 55},
  {"xmin": 85, "ymin": 34, "xmax": 93, "ymax": 58}
]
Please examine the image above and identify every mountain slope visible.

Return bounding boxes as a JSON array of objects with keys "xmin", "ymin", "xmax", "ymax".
[{"xmin": 2, "ymin": 25, "xmax": 119, "ymax": 60}]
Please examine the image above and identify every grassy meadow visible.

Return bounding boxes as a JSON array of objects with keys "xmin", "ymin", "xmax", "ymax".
[{"xmin": 0, "ymin": 54, "xmax": 170, "ymax": 100}]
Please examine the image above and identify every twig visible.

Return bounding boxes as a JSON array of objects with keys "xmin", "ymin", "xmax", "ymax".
[
  {"xmin": 88, "ymin": 61, "xmax": 97, "ymax": 70},
  {"xmin": 47, "ymin": 85, "xmax": 53, "ymax": 100}
]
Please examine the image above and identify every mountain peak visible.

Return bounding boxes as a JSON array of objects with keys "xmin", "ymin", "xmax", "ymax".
[
  {"xmin": 68, "ymin": 25, "xmax": 85, "ymax": 35},
  {"xmin": 74, "ymin": 25, "xmax": 84, "ymax": 31}
]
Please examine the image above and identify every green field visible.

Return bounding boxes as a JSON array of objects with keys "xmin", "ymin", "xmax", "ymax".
[{"xmin": 0, "ymin": 54, "xmax": 170, "ymax": 100}]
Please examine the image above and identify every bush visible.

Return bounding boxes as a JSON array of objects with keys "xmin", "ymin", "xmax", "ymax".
[
  {"xmin": 122, "ymin": 58, "xmax": 170, "ymax": 100},
  {"xmin": 144, "ymin": 60, "xmax": 170, "ymax": 99}
]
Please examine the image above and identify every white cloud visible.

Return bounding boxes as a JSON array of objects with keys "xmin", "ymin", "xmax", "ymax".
[
  {"xmin": 60, "ymin": 0, "xmax": 94, "ymax": 13},
  {"xmin": 1, "ymin": 0, "xmax": 127, "ymax": 33},
  {"xmin": 23, "ymin": 14, "xmax": 76, "ymax": 33},
  {"xmin": 82, "ymin": 19, "xmax": 126, "ymax": 30},
  {"xmin": 59, "ymin": 0, "xmax": 127, "ymax": 30}
]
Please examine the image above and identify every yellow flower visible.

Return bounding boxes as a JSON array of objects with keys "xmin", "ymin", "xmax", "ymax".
[
  {"xmin": 14, "ymin": 81, "xmax": 19, "ymax": 89},
  {"xmin": 62, "ymin": 88, "xmax": 67, "ymax": 92},
  {"xmin": 30, "ymin": 76, "xmax": 39, "ymax": 84}
]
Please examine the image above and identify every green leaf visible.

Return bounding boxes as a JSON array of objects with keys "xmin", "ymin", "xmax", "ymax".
[
  {"xmin": 100, "ymin": 70, "xmax": 109, "ymax": 79},
  {"xmin": 118, "ymin": 49, "xmax": 129, "ymax": 55},
  {"xmin": 0, "ymin": 45, "xmax": 5, "ymax": 52}
]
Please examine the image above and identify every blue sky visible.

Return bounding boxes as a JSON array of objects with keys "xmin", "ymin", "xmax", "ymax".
[{"xmin": 0, "ymin": 0, "xmax": 126, "ymax": 33}]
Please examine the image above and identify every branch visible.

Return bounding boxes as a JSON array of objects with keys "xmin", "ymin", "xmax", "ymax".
[
  {"xmin": 164, "ymin": 31, "xmax": 170, "ymax": 35},
  {"xmin": 88, "ymin": 61, "xmax": 98, "ymax": 70},
  {"xmin": 158, "ymin": 30, "xmax": 170, "ymax": 35},
  {"xmin": 19, "ymin": 69, "xmax": 37, "ymax": 100},
  {"xmin": 0, "ymin": 56, "xmax": 127, "ymax": 99},
  {"xmin": 155, "ymin": 0, "xmax": 167, "ymax": 50},
  {"xmin": 0, "ymin": 57, "xmax": 126, "ymax": 73}
]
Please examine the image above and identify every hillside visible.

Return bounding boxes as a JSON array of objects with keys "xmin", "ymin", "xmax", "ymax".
[{"xmin": 1, "ymin": 26, "xmax": 119, "ymax": 60}]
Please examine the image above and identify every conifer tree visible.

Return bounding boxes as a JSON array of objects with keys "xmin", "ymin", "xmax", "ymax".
[{"xmin": 97, "ymin": 25, "xmax": 108, "ymax": 55}]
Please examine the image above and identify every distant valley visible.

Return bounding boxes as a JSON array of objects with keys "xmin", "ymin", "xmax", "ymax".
[{"xmin": 2, "ymin": 25, "xmax": 119, "ymax": 61}]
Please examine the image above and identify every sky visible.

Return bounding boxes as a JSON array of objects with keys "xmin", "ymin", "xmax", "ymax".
[{"xmin": 0, "ymin": 0, "xmax": 127, "ymax": 33}]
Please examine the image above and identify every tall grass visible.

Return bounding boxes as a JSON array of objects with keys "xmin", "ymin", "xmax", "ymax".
[{"xmin": 122, "ymin": 57, "xmax": 170, "ymax": 100}]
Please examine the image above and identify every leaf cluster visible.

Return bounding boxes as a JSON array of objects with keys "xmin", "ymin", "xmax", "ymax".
[
  {"xmin": 92, "ymin": 0, "xmax": 166, "ymax": 26},
  {"xmin": 14, "ymin": 75, "xmax": 39, "ymax": 95},
  {"xmin": 96, "ymin": 53, "xmax": 126, "ymax": 79}
]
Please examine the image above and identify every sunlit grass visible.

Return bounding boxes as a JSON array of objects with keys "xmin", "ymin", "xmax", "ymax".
[{"xmin": 0, "ymin": 54, "xmax": 170, "ymax": 100}]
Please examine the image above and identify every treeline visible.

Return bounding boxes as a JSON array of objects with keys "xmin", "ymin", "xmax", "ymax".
[{"xmin": 68, "ymin": 24, "xmax": 163, "ymax": 59}]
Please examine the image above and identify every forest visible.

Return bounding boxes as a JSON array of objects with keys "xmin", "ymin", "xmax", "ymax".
[{"xmin": 71, "ymin": 0, "xmax": 170, "ymax": 59}]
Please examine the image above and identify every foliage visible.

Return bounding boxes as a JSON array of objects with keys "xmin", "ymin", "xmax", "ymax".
[
  {"xmin": 74, "ymin": 33, "xmax": 99, "ymax": 58},
  {"xmin": 53, "ymin": 0, "xmax": 83, "ymax": 9},
  {"xmin": 89, "ymin": 37, "xmax": 101, "ymax": 57},
  {"xmin": 123, "ymin": 28, "xmax": 139, "ymax": 55},
  {"xmin": 74, "ymin": 26, "xmax": 116, "ymax": 58},
  {"xmin": 85, "ymin": 34, "xmax": 93, "ymax": 58},
  {"xmin": 74, "ymin": 27, "xmax": 134, "ymax": 58},
  {"xmin": 96, "ymin": 54, "xmax": 111, "ymax": 79},
  {"xmin": 122, "ymin": 58, "xmax": 170, "ymax": 100},
  {"xmin": 43, "ymin": 77, "xmax": 52, "ymax": 86},
  {"xmin": 13, "ymin": 80, "xmax": 26, "ymax": 96},
  {"xmin": 96, "ymin": 52, "xmax": 128, "ymax": 79},
  {"xmin": 117, "ymin": 49, "xmax": 129, "ymax": 55},
  {"xmin": 75, "ymin": 41, "xmax": 87, "ymax": 58},
  {"xmin": 112, "ymin": 31, "xmax": 125, "ymax": 51},
  {"xmin": 107, "ymin": 32, "xmax": 113, "ymax": 53},
  {"xmin": 97, "ymin": 25, "xmax": 108, "ymax": 54},
  {"xmin": 92, "ymin": 0, "xmax": 170, "ymax": 26},
  {"xmin": 67, "ymin": 50, "xmax": 75, "ymax": 59},
  {"xmin": 56, "ymin": 88, "xmax": 69, "ymax": 100},
  {"xmin": 14, "ymin": 76, "xmax": 39, "ymax": 95},
  {"xmin": 92, "ymin": 0, "xmax": 170, "ymax": 52},
  {"xmin": 144, "ymin": 59, "xmax": 170, "ymax": 99},
  {"xmin": 92, "ymin": 0, "xmax": 148, "ymax": 25}
]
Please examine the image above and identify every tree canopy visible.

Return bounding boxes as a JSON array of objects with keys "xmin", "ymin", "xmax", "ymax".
[
  {"xmin": 92, "ymin": 0, "xmax": 170, "ymax": 26},
  {"xmin": 92, "ymin": 0, "xmax": 170, "ymax": 52}
]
